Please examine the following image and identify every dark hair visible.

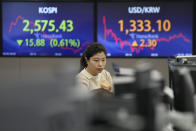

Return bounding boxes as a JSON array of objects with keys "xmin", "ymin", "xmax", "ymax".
[{"xmin": 80, "ymin": 42, "xmax": 107, "ymax": 71}]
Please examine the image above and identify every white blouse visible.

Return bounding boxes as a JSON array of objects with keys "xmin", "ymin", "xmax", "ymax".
[{"xmin": 76, "ymin": 69, "xmax": 113, "ymax": 92}]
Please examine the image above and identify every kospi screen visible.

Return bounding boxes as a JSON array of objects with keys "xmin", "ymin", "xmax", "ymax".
[
  {"xmin": 2, "ymin": 2, "xmax": 94, "ymax": 57},
  {"xmin": 97, "ymin": 2, "xmax": 193, "ymax": 57}
]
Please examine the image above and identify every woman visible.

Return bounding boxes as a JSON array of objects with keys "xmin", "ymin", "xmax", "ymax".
[{"xmin": 76, "ymin": 42, "xmax": 113, "ymax": 94}]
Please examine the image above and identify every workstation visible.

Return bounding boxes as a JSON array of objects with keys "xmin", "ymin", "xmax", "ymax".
[{"xmin": 0, "ymin": 0, "xmax": 195, "ymax": 131}]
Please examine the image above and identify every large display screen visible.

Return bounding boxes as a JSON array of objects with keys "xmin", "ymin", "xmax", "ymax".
[
  {"xmin": 2, "ymin": 2, "xmax": 94, "ymax": 56},
  {"xmin": 97, "ymin": 2, "xmax": 193, "ymax": 57}
]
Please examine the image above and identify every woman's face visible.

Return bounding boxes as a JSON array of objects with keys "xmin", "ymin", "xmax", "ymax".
[{"xmin": 86, "ymin": 52, "xmax": 106, "ymax": 76}]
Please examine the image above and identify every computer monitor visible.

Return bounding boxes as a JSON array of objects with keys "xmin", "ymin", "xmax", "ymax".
[
  {"xmin": 113, "ymin": 76, "xmax": 136, "ymax": 97},
  {"xmin": 97, "ymin": 1, "xmax": 193, "ymax": 57},
  {"xmin": 1, "ymin": 1, "xmax": 94, "ymax": 57},
  {"xmin": 170, "ymin": 66, "xmax": 195, "ymax": 112}
]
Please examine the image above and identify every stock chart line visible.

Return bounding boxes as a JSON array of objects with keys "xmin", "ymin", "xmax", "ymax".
[
  {"xmin": 8, "ymin": 15, "xmax": 91, "ymax": 54},
  {"xmin": 156, "ymin": 33, "xmax": 190, "ymax": 43},
  {"xmin": 9, "ymin": 15, "xmax": 24, "ymax": 33},
  {"xmin": 61, "ymin": 41, "xmax": 91, "ymax": 54},
  {"xmin": 103, "ymin": 16, "xmax": 190, "ymax": 53},
  {"xmin": 9, "ymin": 15, "xmax": 52, "ymax": 40}
]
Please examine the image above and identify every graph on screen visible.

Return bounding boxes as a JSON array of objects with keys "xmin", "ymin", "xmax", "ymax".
[
  {"xmin": 97, "ymin": 2, "xmax": 193, "ymax": 57},
  {"xmin": 2, "ymin": 2, "xmax": 94, "ymax": 56}
]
